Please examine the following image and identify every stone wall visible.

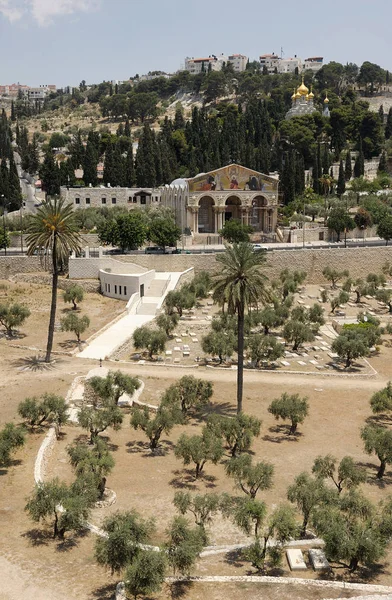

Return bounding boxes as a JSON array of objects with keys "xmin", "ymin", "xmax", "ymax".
[
  {"xmin": 0, "ymin": 256, "xmax": 42, "ymax": 279},
  {"xmin": 9, "ymin": 233, "xmax": 101, "ymax": 248},
  {"xmin": 2, "ymin": 246, "xmax": 392, "ymax": 285},
  {"xmin": 11, "ymin": 273, "xmax": 100, "ymax": 293},
  {"xmin": 121, "ymin": 247, "xmax": 392, "ymax": 283}
]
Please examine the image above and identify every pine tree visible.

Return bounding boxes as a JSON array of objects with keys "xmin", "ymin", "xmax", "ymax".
[
  {"xmin": 378, "ymin": 151, "xmax": 388, "ymax": 174},
  {"xmin": 337, "ymin": 159, "xmax": 346, "ymax": 197},
  {"xmin": 344, "ymin": 151, "xmax": 352, "ymax": 181},
  {"xmin": 385, "ymin": 108, "xmax": 392, "ymax": 140}
]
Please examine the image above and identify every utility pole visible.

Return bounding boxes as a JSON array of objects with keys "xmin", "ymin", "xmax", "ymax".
[{"xmin": 1, "ymin": 194, "xmax": 8, "ymax": 256}]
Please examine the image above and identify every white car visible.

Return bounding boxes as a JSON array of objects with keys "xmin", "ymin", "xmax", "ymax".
[{"xmin": 253, "ymin": 244, "xmax": 268, "ymax": 251}]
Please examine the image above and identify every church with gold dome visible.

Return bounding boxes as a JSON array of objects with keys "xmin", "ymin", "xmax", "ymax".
[{"xmin": 285, "ymin": 77, "xmax": 330, "ymax": 119}]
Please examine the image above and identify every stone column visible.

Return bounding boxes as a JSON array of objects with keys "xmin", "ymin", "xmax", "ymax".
[
  {"xmin": 218, "ymin": 208, "xmax": 224, "ymax": 231},
  {"xmin": 192, "ymin": 207, "xmax": 199, "ymax": 234}
]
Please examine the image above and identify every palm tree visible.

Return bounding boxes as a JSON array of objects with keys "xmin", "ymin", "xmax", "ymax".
[
  {"xmin": 212, "ymin": 243, "xmax": 270, "ymax": 413},
  {"xmin": 26, "ymin": 198, "xmax": 82, "ymax": 362}
]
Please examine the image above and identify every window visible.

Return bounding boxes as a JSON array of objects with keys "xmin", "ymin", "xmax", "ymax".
[
  {"xmin": 133, "ymin": 197, "xmax": 137, "ymax": 203},
  {"xmin": 108, "ymin": 284, "xmax": 110, "ymax": 293},
  {"xmin": 128, "ymin": 196, "xmax": 132, "ymax": 203},
  {"xmin": 75, "ymin": 198, "xmax": 80, "ymax": 205},
  {"xmin": 102, "ymin": 197, "xmax": 106, "ymax": 204},
  {"xmin": 124, "ymin": 286, "xmax": 127, "ymax": 295},
  {"xmin": 140, "ymin": 196, "xmax": 146, "ymax": 205},
  {"xmin": 112, "ymin": 197, "xmax": 116, "ymax": 204},
  {"xmin": 86, "ymin": 197, "xmax": 90, "ymax": 205},
  {"xmin": 114, "ymin": 285, "xmax": 117, "ymax": 294},
  {"xmin": 119, "ymin": 285, "xmax": 122, "ymax": 295}
]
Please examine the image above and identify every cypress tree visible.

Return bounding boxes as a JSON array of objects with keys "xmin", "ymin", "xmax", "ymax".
[
  {"xmin": 10, "ymin": 101, "xmax": 16, "ymax": 122},
  {"xmin": 282, "ymin": 150, "xmax": 295, "ymax": 204},
  {"xmin": 0, "ymin": 158, "xmax": 9, "ymax": 199},
  {"xmin": 135, "ymin": 123, "xmax": 156, "ymax": 187},
  {"xmin": 322, "ymin": 143, "xmax": 330, "ymax": 174},
  {"xmin": 379, "ymin": 104, "xmax": 384, "ymax": 124},
  {"xmin": 103, "ymin": 140, "xmax": 115, "ymax": 186},
  {"xmin": 124, "ymin": 118, "xmax": 131, "ymax": 138},
  {"xmin": 39, "ymin": 150, "xmax": 60, "ymax": 197},
  {"xmin": 312, "ymin": 150, "xmax": 320, "ymax": 194},
  {"xmin": 345, "ymin": 151, "xmax": 352, "ymax": 181},
  {"xmin": 69, "ymin": 130, "xmax": 85, "ymax": 169},
  {"xmin": 337, "ymin": 159, "xmax": 346, "ymax": 197},
  {"xmin": 8, "ymin": 154, "xmax": 22, "ymax": 209},
  {"xmin": 354, "ymin": 138, "xmax": 365, "ymax": 178},
  {"xmin": 295, "ymin": 153, "xmax": 305, "ymax": 195},
  {"xmin": 385, "ymin": 108, "xmax": 392, "ymax": 140},
  {"xmin": 123, "ymin": 148, "xmax": 135, "ymax": 187},
  {"xmin": 378, "ymin": 151, "xmax": 388, "ymax": 174},
  {"xmin": 112, "ymin": 142, "xmax": 125, "ymax": 186},
  {"xmin": 83, "ymin": 138, "xmax": 98, "ymax": 187}
]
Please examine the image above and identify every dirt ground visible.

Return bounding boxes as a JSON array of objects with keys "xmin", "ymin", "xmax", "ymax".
[
  {"xmin": 0, "ymin": 279, "xmax": 125, "ymax": 355},
  {"xmin": 2, "ymin": 282, "xmax": 392, "ymax": 600}
]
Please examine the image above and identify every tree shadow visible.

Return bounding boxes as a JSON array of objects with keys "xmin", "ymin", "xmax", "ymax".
[
  {"xmin": 263, "ymin": 424, "xmax": 303, "ymax": 443},
  {"xmin": 89, "ymin": 583, "xmax": 116, "ymax": 600},
  {"xmin": 55, "ymin": 528, "xmax": 88, "ymax": 552},
  {"xmin": 22, "ymin": 528, "xmax": 52, "ymax": 546},
  {"xmin": 365, "ymin": 414, "xmax": 392, "ymax": 427},
  {"xmin": 4, "ymin": 331, "xmax": 27, "ymax": 340},
  {"xmin": 126, "ymin": 439, "xmax": 174, "ymax": 456},
  {"xmin": 169, "ymin": 580, "xmax": 194, "ymax": 599},
  {"xmin": 0, "ymin": 458, "xmax": 22, "ymax": 476},
  {"xmin": 204, "ymin": 401, "xmax": 237, "ymax": 418},
  {"xmin": 224, "ymin": 548, "xmax": 246, "ymax": 568},
  {"xmin": 13, "ymin": 355, "xmax": 57, "ymax": 372},
  {"xmin": 58, "ymin": 339, "xmax": 79, "ymax": 350},
  {"xmin": 169, "ymin": 469, "xmax": 199, "ymax": 490}
]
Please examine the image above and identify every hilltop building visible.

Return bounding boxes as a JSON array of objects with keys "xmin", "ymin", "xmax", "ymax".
[
  {"xmin": 184, "ymin": 54, "xmax": 248, "ymax": 74},
  {"xmin": 259, "ymin": 54, "xmax": 323, "ymax": 74},
  {"xmin": 62, "ymin": 164, "xmax": 279, "ymax": 237}
]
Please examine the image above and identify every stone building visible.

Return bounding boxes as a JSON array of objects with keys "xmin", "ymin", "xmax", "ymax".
[
  {"xmin": 160, "ymin": 164, "xmax": 279, "ymax": 235},
  {"xmin": 61, "ymin": 164, "xmax": 279, "ymax": 238},
  {"xmin": 60, "ymin": 186, "xmax": 162, "ymax": 209}
]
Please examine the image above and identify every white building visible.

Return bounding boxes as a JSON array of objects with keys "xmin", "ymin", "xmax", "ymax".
[
  {"xmin": 28, "ymin": 86, "xmax": 50, "ymax": 101},
  {"xmin": 259, "ymin": 54, "xmax": 323, "ymax": 74},
  {"xmin": 259, "ymin": 54, "xmax": 281, "ymax": 74},
  {"xmin": 279, "ymin": 56, "xmax": 303, "ymax": 74},
  {"xmin": 61, "ymin": 186, "xmax": 162, "ymax": 209},
  {"xmin": 228, "ymin": 54, "xmax": 248, "ymax": 72},
  {"xmin": 303, "ymin": 57, "xmax": 324, "ymax": 73},
  {"xmin": 184, "ymin": 55, "xmax": 228, "ymax": 74}
]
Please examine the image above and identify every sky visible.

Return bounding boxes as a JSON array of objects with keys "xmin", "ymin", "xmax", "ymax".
[{"xmin": 0, "ymin": 0, "xmax": 391, "ymax": 88}]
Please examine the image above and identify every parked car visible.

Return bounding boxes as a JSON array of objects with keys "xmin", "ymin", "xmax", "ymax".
[
  {"xmin": 252, "ymin": 244, "xmax": 268, "ymax": 251},
  {"xmin": 144, "ymin": 246, "xmax": 178, "ymax": 254}
]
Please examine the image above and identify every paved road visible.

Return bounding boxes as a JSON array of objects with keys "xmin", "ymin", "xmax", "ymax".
[{"xmin": 14, "ymin": 151, "xmax": 38, "ymax": 214}]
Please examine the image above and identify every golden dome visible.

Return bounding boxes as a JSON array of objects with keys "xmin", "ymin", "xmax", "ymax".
[
  {"xmin": 294, "ymin": 90, "xmax": 301, "ymax": 99},
  {"xmin": 297, "ymin": 77, "xmax": 309, "ymax": 96},
  {"xmin": 324, "ymin": 94, "xmax": 329, "ymax": 104},
  {"xmin": 308, "ymin": 86, "xmax": 314, "ymax": 99},
  {"xmin": 291, "ymin": 88, "xmax": 297, "ymax": 100}
]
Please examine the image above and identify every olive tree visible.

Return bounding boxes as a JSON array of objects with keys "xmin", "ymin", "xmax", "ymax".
[
  {"xmin": 174, "ymin": 428, "xmax": 223, "ymax": 479},
  {"xmin": 164, "ymin": 516, "xmax": 204, "ymax": 575},
  {"xmin": 0, "ymin": 302, "xmax": 30, "ymax": 336},
  {"xmin": 268, "ymin": 393, "xmax": 309, "ymax": 435},
  {"xmin": 361, "ymin": 425, "xmax": 392, "ymax": 478},
  {"xmin": 156, "ymin": 312, "xmax": 179, "ymax": 337},
  {"xmin": 87, "ymin": 370, "xmax": 140, "ymax": 406},
  {"xmin": 61, "ymin": 313, "xmax": 90, "ymax": 342},
  {"xmin": 247, "ymin": 334, "xmax": 285, "ymax": 367},
  {"xmin": 124, "ymin": 550, "xmax": 167, "ymax": 600},
  {"xmin": 370, "ymin": 382, "xmax": 392, "ymax": 414},
  {"xmin": 18, "ymin": 393, "xmax": 68, "ymax": 433},
  {"xmin": 63, "ymin": 284, "xmax": 84, "ymax": 310},
  {"xmin": 173, "ymin": 491, "xmax": 221, "ymax": 542},
  {"xmin": 287, "ymin": 472, "xmax": 331, "ymax": 537},
  {"xmin": 207, "ymin": 413, "xmax": 261, "ymax": 457},
  {"xmin": 25, "ymin": 478, "xmax": 91, "ymax": 540},
  {"xmin": 225, "ymin": 454, "xmax": 274, "ymax": 498},
  {"xmin": 133, "ymin": 326, "xmax": 167, "ymax": 358},
  {"xmin": 283, "ymin": 320, "xmax": 314, "ymax": 352},
  {"xmin": 130, "ymin": 404, "xmax": 183, "ymax": 450},
  {"xmin": 67, "ymin": 437, "xmax": 115, "ymax": 500},
  {"xmin": 95, "ymin": 510, "xmax": 155, "ymax": 574},
  {"xmin": 161, "ymin": 375, "xmax": 213, "ymax": 416},
  {"xmin": 312, "ymin": 455, "xmax": 366, "ymax": 493},
  {"xmin": 201, "ymin": 329, "xmax": 235, "ymax": 363},
  {"xmin": 322, "ymin": 266, "xmax": 349, "ymax": 289},
  {"xmin": 0, "ymin": 423, "xmax": 25, "ymax": 468},
  {"xmin": 78, "ymin": 402, "xmax": 123, "ymax": 444}
]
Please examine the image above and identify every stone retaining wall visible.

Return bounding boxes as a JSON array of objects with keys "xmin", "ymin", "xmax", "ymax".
[
  {"xmin": 3, "ymin": 247, "xmax": 392, "ymax": 285},
  {"xmin": 10, "ymin": 273, "xmax": 100, "ymax": 293}
]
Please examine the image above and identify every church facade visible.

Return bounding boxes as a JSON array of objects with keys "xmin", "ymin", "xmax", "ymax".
[{"xmin": 160, "ymin": 164, "xmax": 279, "ymax": 235}]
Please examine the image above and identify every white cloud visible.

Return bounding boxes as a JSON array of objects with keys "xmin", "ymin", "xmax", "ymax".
[
  {"xmin": 0, "ymin": 0, "xmax": 24, "ymax": 22},
  {"xmin": 0, "ymin": 0, "xmax": 99, "ymax": 26},
  {"xmin": 30, "ymin": 0, "xmax": 98, "ymax": 26}
]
